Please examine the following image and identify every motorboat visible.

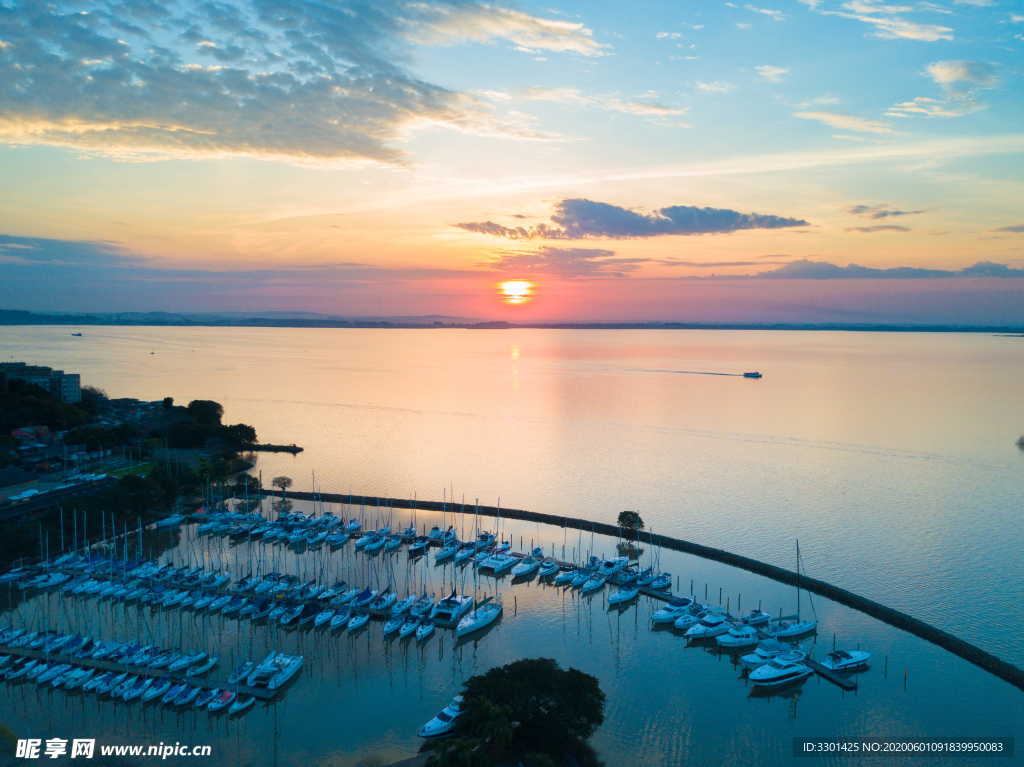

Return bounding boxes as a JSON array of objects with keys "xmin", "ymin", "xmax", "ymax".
[
  {"xmin": 820, "ymin": 649, "xmax": 871, "ymax": 671},
  {"xmin": 608, "ymin": 586, "xmax": 640, "ymax": 605},
  {"xmin": 430, "ymin": 590, "xmax": 474, "ymax": 624},
  {"xmin": 685, "ymin": 613, "xmax": 731, "ymax": 639},
  {"xmin": 740, "ymin": 639, "xmax": 790, "ymax": 669},
  {"xmin": 417, "ymin": 695, "xmax": 464, "ymax": 737},
  {"xmin": 764, "ymin": 618, "xmax": 818, "ymax": 639},
  {"xmin": 455, "ymin": 599, "xmax": 502, "ymax": 638},
  {"xmin": 716, "ymin": 625, "xmax": 760, "ymax": 648},
  {"xmin": 650, "ymin": 599, "xmax": 696, "ymax": 625},
  {"xmin": 749, "ymin": 652, "xmax": 813, "ymax": 687}
]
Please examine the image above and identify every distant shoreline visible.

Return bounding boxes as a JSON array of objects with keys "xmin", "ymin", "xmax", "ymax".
[{"xmin": 2, "ymin": 311, "xmax": 1023, "ymax": 334}]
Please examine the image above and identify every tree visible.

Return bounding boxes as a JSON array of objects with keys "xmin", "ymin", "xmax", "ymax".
[
  {"xmin": 272, "ymin": 476, "xmax": 292, "ymax": 496},
  {"xmin": 78, "ymin": 385, "xmax": 108, "ymax": 414},
  {"xmin": 162, "ymin": 396, "xmax": 174, "ymax": 409},
  {"xmin": 223, "ymin": 423, "xmax": 257, "ymax": 447},
  {"xmin": 426, "ymin": 658, "xmax": 605, "ymax": 767},
  {"xmin": 186, "ymin": 399, "xmax": 224, "ymax": 426},
  {"xmin": 617, "ymin": 510, "xmax": 644, "ymax": 540}
]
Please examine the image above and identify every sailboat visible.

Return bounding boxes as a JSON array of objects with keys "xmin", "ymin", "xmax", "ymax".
[{"xmin": 764, "ymin": 540, "xmax": 818, "ymax": 639}]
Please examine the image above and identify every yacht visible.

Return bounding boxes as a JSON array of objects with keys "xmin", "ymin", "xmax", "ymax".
[
  {"xmin": 649, "ymin": 572, "xmax": 673, "ymax": 590},
  {"xmin": 430, "ymin": 590, "xmax": 474, "ymax": 624},
  {"xmin": 580, "ymin": 574, "xmax": 607, "ymax": 594},
  {"xmin": 685, "ymin": 613, "xmax": 732, "ymax": 640},
  {"xmin": 608, "ymin": 586, "xmax": 640, "ymax": 605},
  {"xmin": 478, "ymin": 552, "xmax": 517, "ymax": 575},
  {"xmin": 739, "ymin": 610, "xmax": 772, "ymax": 627},
  {"xmin": 417, "ymin": 695, "xmax": 464, "ymax": 737},
  {"xmin": 415, "ymin": 616, "xmax": 436, "ymax": 641},
  {"xmin": 650, "ymin": 599, "xmax": 696, "ymax": 625},
  {"xmin": 740, "ymin": 639, "xmax": 792, "ymax": 669},
  {"xmin": 820, "ymin": 649, "xmax": 871, "ymax": 671},
  {"xmin": 749, "ymin": 653, "xmax": 813, "ymax": 687},
  {"xmin": 435, "ymin": 541, "xmax": 460, "ymax": 563},
  {"xmin": 538, "ymin": 559, "xmax": 560, "ymax": 578},
  {"xmin": 511, "ymin": 549, "xmax": 543, "ymax": 578},
  {"xmin": 764, "ymin": 618, "xmax": 817, "ymax": 639},
  {"xmin": 715, "ymin": 625, "xmax": 759, "ymax": 648},
  {"xmin": 596, "ymin": 557, "xmax": 629, "ymax": 577},
  {"xmin": 743, "ymin": 371, "xmax": 763, "ymax": 379},
  {"xmin": 553, "ymin": 569, "xmax": 577, "ymax": 586},
  {"xmin": 455, "ymin": 599, "xmax": 502, "ymax": 638}
]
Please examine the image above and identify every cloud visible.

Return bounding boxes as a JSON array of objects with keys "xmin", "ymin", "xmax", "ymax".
[
  {"xmin": 523, "ymin": 88, "xmax": 687, "ymax": 118},
  {"xmin": 995, "ymin": 225, "xmax": 1024, "ymax": 233},
  {"xmin": 845, "ymin": 224, "xmax": 912, "ymax": 232},
  {"xmin": 744, "ymin": 5, "xmax": 786, "ymax": 21},
  {"xmin": 888, "ymin": 60, "xmax": 998, "ymax": 119},
  {"xmin": 755, "ymin": 65, "xmax": 789, "ymax": 82},
  {"xmin": 848, "ymin": 204, "xmax": 925, "ymax": 219},
  {"xmin": 456, "ymin": 198, "xmax": 809, "ymax": 239},
  {"xmin": 486, "ymin": 246, "xmax": 649, "ymax": 278},
  {"xmin": 696, "ymin": 81, "xmax": 735, "ymax": 94},
  {"xmin": 820, "ymin": 2, "xmax": 954, "ymax": 41},
  {"xmin": 756, "ymin": 259, "xmax": 1024, "ymax": 278},
  {"xmin": 0, "ymin": 0, "xmax": 603, "ymax": 163},
  {"xmin": 794, "ymin": 111, "xmax": 894, "ymax": 134},
  {"xmin": 406, "ymin": 3, "xmax": 608, "ymax": 56}
]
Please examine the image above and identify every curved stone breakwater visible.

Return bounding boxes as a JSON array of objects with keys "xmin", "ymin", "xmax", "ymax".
[{"xmin": 265, "ymin": 490, "xmax": 1024, "ymax": 692}]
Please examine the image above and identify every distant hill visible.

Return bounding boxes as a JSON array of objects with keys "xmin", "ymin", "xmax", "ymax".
[{"xmin": 1, "ymin": 309, "xmax": 1022, "ymax": 333}]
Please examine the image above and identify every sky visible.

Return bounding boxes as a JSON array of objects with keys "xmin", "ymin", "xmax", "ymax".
[{"xmin": 1, "ymin": 0, "xmax": 1023, "ymax": 324}]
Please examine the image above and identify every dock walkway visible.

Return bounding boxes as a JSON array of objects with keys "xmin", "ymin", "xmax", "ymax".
[{"xmin": 0, "ymin": 644, "xmax": 277, "ymax": 699}]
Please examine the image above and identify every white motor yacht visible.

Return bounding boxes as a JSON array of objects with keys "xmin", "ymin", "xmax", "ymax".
[
  {"xmin": 749, "ymin": 653, "xmax": 813, "ymax": 687},
  {"xmin": 417, "ymin": 695, "xmax": 464, "ymax": 737},
  {"xmin": 685, "ymin": 613, "xmax": 732, "ymax": 639},
  {"xmin": 715, "ymin": 625, "xmax": 759, "ymax": 648},
  {"xmin": 820, "ymin": 649, "xmax": 871, "ymax": 671}
]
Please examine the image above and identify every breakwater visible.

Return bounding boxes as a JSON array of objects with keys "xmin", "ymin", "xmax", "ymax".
[{"xmin": 264, "ymin": 490, "xmax": 1024, "ymax": 692}]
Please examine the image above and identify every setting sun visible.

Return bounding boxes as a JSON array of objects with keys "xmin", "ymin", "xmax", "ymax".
[{"xmin": 499, "ymin": 280, "xmax": 535, "ymax": 306}]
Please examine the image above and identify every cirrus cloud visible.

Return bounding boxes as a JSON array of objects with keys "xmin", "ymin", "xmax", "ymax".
[{"xmin": 0, "ymin": 0, "xmax": 604, "ymax": 163}]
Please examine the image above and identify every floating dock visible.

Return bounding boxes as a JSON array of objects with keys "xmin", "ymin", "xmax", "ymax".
[{"xmin": 0, "ymin": 644, "xmax": 278, "ymax": 699}]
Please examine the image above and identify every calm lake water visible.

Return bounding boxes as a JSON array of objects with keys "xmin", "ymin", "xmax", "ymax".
[{"xmin": 0, "ymin": 326, "xmax": 1021, "ymax": 765}]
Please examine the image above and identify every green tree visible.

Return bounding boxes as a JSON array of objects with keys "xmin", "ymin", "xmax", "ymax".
[
  {"xmin": 162, "ymin": 396, "xmax": 174, "ymax": 409},
  {"xmin": 186, "ymin": 399, "xmax": 224, "ymax": 426},
  {"xmin": 426, "ymin": 658, "xmax": 605, "ymax": 767},
  {"xmin": 223, "ymin": 423, "xmax": 257, "ymax": 447},
  {"xmin": 272, "ymin": 476, "xmax": 293, "ymax": 495},
  {"xmin": 617, "ymin": 510, "xmax": 644, "ymax": 539}
]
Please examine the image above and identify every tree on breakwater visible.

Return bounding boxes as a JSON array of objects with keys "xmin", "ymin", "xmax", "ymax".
[
  {"xmin": 617, "ymin": 510, "xmax": 644, "ymax": 539},
  {"xmin": 272, "ymin": 476, "xmax": 293, "ymax": 495},
  {"xmin": 424, "ymin": 658, "xmax": 605, "ymax": 767}
]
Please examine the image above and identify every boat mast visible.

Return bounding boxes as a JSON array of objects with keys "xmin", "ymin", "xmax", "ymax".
[{"xmin": 795, "ymin": 538, "xmax": 801, "ymax": 621}]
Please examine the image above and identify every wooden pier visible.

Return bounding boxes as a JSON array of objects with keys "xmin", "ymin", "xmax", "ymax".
[
  {"xmin": 804, "ymin": 657, "xmax": 858, "ymax": 691},
  {"xmin": 0, "ymin": 643, "xmax": 277, "ymax": 699}
]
